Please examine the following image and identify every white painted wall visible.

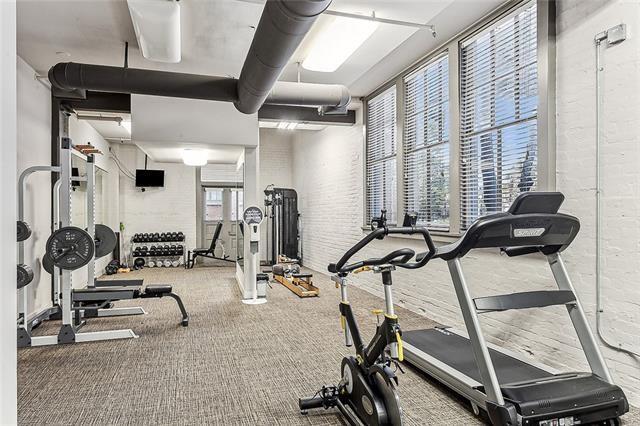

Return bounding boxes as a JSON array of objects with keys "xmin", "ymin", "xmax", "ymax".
[
  {"xmin": 17, "ymin": 56, "xmax": 52, "ymax": 315},
  {"xmin": 112, "ymin": 144, "xmax": 197, "ymax": 256},
  {"xmin": 17, "ymin": 56, "xmax": 120, "ymax": 310},
  {"xmin": 1, "ymin": 0, "xmax": 18, "ymax": 422},
  {"xmin": 291, "ymin": 1, "xmax": 640, "ymax": 404}
]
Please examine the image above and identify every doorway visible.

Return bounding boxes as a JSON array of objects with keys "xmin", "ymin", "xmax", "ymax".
[{"xmin": 201, "ymin": 186, "xmax": 243, "ymax": 261}]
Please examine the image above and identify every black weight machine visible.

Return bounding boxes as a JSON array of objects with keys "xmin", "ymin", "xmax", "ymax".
[{"xmin": 264, "ymin": 186, "xmax": 301, "ymax": 265}]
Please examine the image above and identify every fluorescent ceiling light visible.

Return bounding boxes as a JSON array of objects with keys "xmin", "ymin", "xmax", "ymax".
[
  {"xmin": 182, "ymin": 149, "xmax": 207, "ymax": 166},
  {"xmin": 127, "ymin": 0, "xmax": 181, "ymax": 63},
  {"xmin": 302, "ymin": 17, "xmax": 378, "ymax": 72}
]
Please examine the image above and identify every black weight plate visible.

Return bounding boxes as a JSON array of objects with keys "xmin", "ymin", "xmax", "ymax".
[
  {"xmin": 42, "ymin": 252, "xmax": 54, "ymax": 274},
  {"xmin": 46, "ymin": 226, "xmax": 94, "ymax": 271},
  {"xmin": 17, "ymin": 220, "xmax": 32, "ymax": 242},
  {"xmin": 17, "ymin": 264, "xmax": 34, "ymax": 289},
  {"xmin": 94, "ymin": 224, "xmax": 117, "ymax": 258}
]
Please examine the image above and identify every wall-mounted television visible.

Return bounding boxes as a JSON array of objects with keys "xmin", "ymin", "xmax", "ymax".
[{"xmin": 135, "ymin": 169, "xmax": 165, "ymax": 187}]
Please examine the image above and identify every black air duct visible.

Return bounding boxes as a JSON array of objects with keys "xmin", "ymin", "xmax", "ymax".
[
  {"xmin": 234, "ymin": 0, "xmax": 332, "ymax": 114},
  {"xmin": 48, "ymin": 0, "xmax": 333, "ymax": 114},
  {"xmin": 48, "ymin": 63, "xmax": 238, "ymax": 102}
]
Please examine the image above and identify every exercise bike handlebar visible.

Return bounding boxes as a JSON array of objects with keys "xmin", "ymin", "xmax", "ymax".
[{"xmin": 328, "ymin": 226, "xmax": 436, "ymax": 274}]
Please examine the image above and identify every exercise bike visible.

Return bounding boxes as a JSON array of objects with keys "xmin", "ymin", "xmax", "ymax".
[{"xmin": 299, "ymin": 212, "xmax": 435, "ymax": 425}]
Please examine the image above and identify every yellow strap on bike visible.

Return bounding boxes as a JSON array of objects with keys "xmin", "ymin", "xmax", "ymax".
[
  {"xmin": 371, "ymin": 309, "xmax": 383, "ymax": 316},
  {"xmin": 396, "ymin": 332, "xmax": 404, "ymax": 362},
  {"xmin": 340, "ymin": 315, "xmax": 346, "ymax": 330},
  {"xmin": 353, "ymin": 266, "xmax": 371, "ymax": 274}
]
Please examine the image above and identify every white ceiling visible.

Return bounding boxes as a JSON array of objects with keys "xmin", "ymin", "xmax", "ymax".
[
  {"xmin": 17, "ymin": 0, "xmax": 506, "ymax": 96},
  {"xmin": 17, "ymin": 0, "xmax": 507, "ymax": 161}
]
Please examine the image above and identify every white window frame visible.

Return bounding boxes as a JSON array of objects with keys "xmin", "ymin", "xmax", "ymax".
[{"xmin": 362, "ymin": 0, "xmax": 554, "ymax": 239}]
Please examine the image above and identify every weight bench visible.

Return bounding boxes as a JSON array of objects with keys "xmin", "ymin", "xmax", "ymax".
[
  {"xmin": 187, "ymin": 222, "xmax": 234, "ymax": 268},
  {"xmin": 72, "ymin": 284, "xmax": 189, "ymax": 327}
]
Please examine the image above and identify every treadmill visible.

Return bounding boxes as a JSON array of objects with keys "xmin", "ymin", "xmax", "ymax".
[{"xmin": 403, "ymin": 192, "xmax": 628, "ymax": 426}]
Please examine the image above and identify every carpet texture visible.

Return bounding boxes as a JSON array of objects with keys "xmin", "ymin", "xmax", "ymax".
[{"xmin": 18, "ymin": 266, "xmax": 637, "ymax": 425}]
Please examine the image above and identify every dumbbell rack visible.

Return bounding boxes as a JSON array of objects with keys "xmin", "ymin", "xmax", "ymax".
[{"xmin": 131, "ymin": 233, "xmax": 186, "ymax": 268}]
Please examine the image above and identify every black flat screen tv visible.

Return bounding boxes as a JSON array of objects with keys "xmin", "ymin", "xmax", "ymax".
[{"xmin": 135, "ymin": 169, "xmax": 165, "ymax": 187}]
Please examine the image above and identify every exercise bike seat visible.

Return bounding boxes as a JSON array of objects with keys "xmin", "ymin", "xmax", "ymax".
[{"xmin": 145, "ymin": 285, "xmax": 173, "ymax": 295}]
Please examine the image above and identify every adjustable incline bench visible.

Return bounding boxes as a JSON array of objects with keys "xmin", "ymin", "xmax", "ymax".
[{"xmin": 187, "ymin": 222, "xmax": 234, "ymax": 268}]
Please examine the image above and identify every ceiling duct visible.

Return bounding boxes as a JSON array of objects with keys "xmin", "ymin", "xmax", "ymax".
[
  {"xmin": 49, "ymin": 0, "xmax": 336, "ymax": 114},
  {"xmin": 267, "ymin": 81, "xmax": 350, "ymax": 115},
  {"xmin": 48, "ymin": 63, "xmax": 238, "ymax": 102},
  {"xmin": 234, "ymin": 0, "xmax": 332, "ymax": 114}
]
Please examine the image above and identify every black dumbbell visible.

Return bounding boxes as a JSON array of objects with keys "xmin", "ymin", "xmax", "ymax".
[{"xmin": 177, "ymin": 232, "xmax": 185, "ymax": 241}]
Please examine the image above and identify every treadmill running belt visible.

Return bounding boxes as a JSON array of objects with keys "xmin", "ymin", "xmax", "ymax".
[{"xmin": 403, "ymin": 328, "xmax": 553, "ymax": 385}]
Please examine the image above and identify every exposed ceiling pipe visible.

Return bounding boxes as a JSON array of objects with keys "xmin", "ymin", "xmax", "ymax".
[
  {"xmin": 48, "ymin": 0, "xmax": 337, "ymax": 114},
  {"xmin": 234, "ymin": 0, "xmax": 332, "ymax": 114},
  {"xmin": 268, "ymin": 81, "xmax": 350, "ymax": 114},
  {"xmin": 48, "ymin": 62, "xmax": 239, "ymax": 102}
]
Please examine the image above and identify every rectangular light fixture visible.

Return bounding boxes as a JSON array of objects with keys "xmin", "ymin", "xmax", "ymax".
[
  {"xmin": 302, "ymin": 17, "xmax": 378, "ymax": 73},
  {"xmin": 276, "ymin": 121, "xmax": 297, "ymax": 130},
  {"xmin": 182, "ymin": 149, "xmax": 207, "ymax": 166},
  {"xmin": 127, "ymin": 0, "xmax": 181, "ymax": 63}
]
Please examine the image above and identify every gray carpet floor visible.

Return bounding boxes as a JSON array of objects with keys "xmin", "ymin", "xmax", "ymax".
[{"xmin": 18, "ymin": 266, "xmax": 637, "ymax": 425}]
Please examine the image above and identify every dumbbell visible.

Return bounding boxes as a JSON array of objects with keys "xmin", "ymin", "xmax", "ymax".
[
  {"xmin": 148, "ymin": 260, "xmax": 156, "ymax": 268},
  {"xmin": 177, "ymin": 232, "xmax": 185, "ymax": 241},
  {"xmin": 171, "ymin": 260, "xmax": 180, "ymax": 267},
  {"xmin": 169, "ymin": 232, "xmax": 177, "ymax": 241}
]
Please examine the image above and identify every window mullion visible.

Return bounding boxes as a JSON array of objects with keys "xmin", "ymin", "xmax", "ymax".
[
  {"xmin": 448, "ymin": 40, "xmax": 462, "ymax": 235},
  {"xmin": 395, "ymin": 75, "xmax": 405, "ymax": 226}
]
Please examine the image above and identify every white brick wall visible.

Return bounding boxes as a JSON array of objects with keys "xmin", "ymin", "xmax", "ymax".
[
  {"xmin": 289, "ymin": 0, "xmax": 640, "ymax": 404},
  {"xmin": 112, "ymin": 144, "xmax": 197, "ymax": 257},
  {"xmin": 258, "ymin": 128, "xmax": 294, "ymax": 261}
]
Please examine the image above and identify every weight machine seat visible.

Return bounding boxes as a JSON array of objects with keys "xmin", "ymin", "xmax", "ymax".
[
  {"xmin": 292, "ymin": 273, "xmax": 312, "ymax": 279},
  {"xmin": 73, "ymin": 287, "xmax": 140, "ymax": 302},
  {"xmin": 144, "ymin": 285, "xmax": 172, "ymax": 295},
  {"xmin": 420, "ymin": 193, "xmax": 581, "ymax": 262}
]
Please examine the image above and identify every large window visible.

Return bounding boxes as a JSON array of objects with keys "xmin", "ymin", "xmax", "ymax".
[
  {"xmin": 403, "ymin": 54, "xmax": 450, "ymax": 230},
  {"xmin": 364, "ymin": 1, "xmax": 542, "ymax": 234},
  {"xmin": 459, "ymin": 3, "xmax": 538, "ymax": 229},
  {"xmin": 365, "ymin": 86, "xmax": 397, "ymax": 224}
]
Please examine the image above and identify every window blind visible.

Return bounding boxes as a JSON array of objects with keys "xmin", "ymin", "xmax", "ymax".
[
  {"xmin": 403, "ymin": 54, "xmax": 450, "ymax": 230},
  {"xmin": 459, "ymin": 2, "xmax": 538, "ymax": 229},
  {"xmin": 366, "ymin": 86, "xmax": 397, "ymax": 224}
]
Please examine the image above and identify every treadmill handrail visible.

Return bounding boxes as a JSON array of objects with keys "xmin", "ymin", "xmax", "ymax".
[{"xmin": 435, "ymin": 212, "xmax": 580, "ymax": 261}]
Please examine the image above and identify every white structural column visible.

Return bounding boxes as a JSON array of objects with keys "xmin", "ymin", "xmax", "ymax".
[
  {"xmin": 242, "ymin": 147, "xmax": 260, "ymax": 299},
  {"xmin": 0, "ymin": 0, "xmax": 18, "ymax": 422}
]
